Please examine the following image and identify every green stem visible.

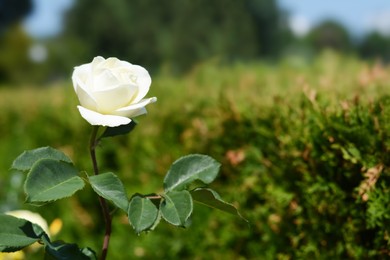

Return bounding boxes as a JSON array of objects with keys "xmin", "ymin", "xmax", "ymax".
[{"xmin": 89, "ymin": 126, "xmax": 112, "ymax": 260}]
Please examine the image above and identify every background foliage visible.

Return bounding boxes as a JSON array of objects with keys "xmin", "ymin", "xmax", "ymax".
[
  {"xmin": 1, "ymin": 1, "xmax": 390, "ymax": 258},
  {"xmin": 3, "ymin": 0, "xmax": 390, "ymax": 86},
  {"xmin": 0, "ymin": 52, "xmax": 390, "ymax": 259},
  {"xmin": 62, "ymin": 0, "xmax": 288, "ymax": 73}
]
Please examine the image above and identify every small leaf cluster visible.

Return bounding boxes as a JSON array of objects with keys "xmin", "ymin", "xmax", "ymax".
[
  {"xmin": 128, "ymin": 154, "xmax": 245, "ymax": 234},
  {"xmin": 1, "ymin": 138, "xmax": 243, "ymax": 257},
  {"xmin": 11, "ymin": 147, "xmax": 85, "ymax": 205}
]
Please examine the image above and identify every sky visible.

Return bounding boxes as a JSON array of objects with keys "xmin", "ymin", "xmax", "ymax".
[
  {"xmin": 22, "ymin": 0, "xmax": 74, "ymax": 38},
  {"xmin": 22, "ymin": 0, "xmax": 390, "ymax": 39},
  {"xmin": 279, "ymin": 0, "xmax": 390, "ymax": 37}
]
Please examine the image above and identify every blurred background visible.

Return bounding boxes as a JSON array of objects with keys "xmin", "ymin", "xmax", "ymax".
[
  {"xmin": 1, "ymin": 0, "xmax": 390, "ymax": 259},
  {"xmin": 2, "ymin": 0, "xmax": 390, "ymax": 84}
]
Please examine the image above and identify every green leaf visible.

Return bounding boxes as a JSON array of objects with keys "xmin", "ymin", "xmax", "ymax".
[
  {"xmin": 191, "ymin": 188, "xmax": 248, "ymax": 222},
  {"xmin": 88, "ymin": 172, "xmax": 129, "ymax": 212},
  {"xmin": 80, "ymin": 247, "xmax": 98, "ymax": 260},
  {"xmin": 44, "ymin": 240, "xmax": 97, "ymax": 260},
  {"xmin": 24, "ymin": 159, "xmax": 85, "ymax": 204},
  {"xmin": 160, "ymin": 190, "xmax": 193, "ymax": 227},
  {"xmin": 0, "ymin": 214, "xmax": 46, "ymax": 252},
  {"xmin": 163, "ymin": 154, "xmax": 221, "ymax": 192},
  {"xmin": 128, "ymin": 195, "xmax": 159, "ymax": 234},
  {"xmin": 11, "ymin": 146, "xmax": 73, "ymax": 172},
  {"xmin": 100, "ymin": 121, "xmax": 137, "ymax": 139}
]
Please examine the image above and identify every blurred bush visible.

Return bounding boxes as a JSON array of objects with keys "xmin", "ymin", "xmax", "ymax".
[
  {"xmin": 0, "ymin": 53, "xmax": 389, "ymax": 258},
  {"xmin": 1, "ymin": 0, "xmax": 292, "ymax": 85},
  {"xmin": 3, "ymin": 0, "xmax": 390, "ymax": 87}
]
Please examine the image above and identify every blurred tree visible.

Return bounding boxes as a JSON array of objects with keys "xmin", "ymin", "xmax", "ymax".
[
  {"xmin": 62, "ymin": 0, "xmax": 288, "ymax": 72},
  {"xmin": 0, "ymin": 0, "xmax": 34, "ymax": 84},
  {"xmin": 245, "ymin": 0, "xmax": 291, "ymax": 58},
  {"xmin": 162, "ymin": 0, "xmax": 260, "ymax": 70},
  {"xmin": 0, "ymin": 0, "xmax": 33, "ymax": 34},
  {"xmin": 0, "ymin": 25, "xmax": 31, "ymax": 83},
  {"xmin": 358, "ymin": 32, "xmax": 390, "ymax": 62},
  {"xmin": 306, "ymin": 20, "xmax": 353, "ymax": 52}
]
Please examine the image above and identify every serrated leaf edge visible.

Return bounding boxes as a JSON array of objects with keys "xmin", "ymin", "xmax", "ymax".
[
  {"xmin": 25, "ymin": 176, "xmax": 85, "ymax": 203},
  {"xmin": 191, "ymin": 188, "xmax": 248, "ymax": 222},
  {"xmin": 164, "ymin": 154, "xmax": 221, "ymax": 192},
  {"xmin": 128, "ymin": 196, "xmax": 158, "ymax": 234},
  {"xmin": 88, "ymin": 173, "xmax": 129, "ymax": 212},
  {"xmin": 11, "ymin": 146, "xmax": 73, "ymax": 172},
  {"xmin": 160, "ymin": 191, "xmax": 193, "ymax": 226}
]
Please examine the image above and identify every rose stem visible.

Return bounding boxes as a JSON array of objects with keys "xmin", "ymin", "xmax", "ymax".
[{"xmin": 89, "ymin": 126, "xmax": 112, "ymax": 260}]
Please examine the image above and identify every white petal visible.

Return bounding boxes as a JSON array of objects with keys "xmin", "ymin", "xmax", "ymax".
[
  {"xmin": 77, "ymin": 106, "xmax": 131, "ymax": 127},
  {"xmin": 118, "ymin": 60, "xmax": 133, "ymax": 67},
  {"xmin": 128, "ymin": 107, "xmax": 147, "ymax": 117},
  {"xmin": 72, "ymin": 62, "xmax": 97, "ymax": 110},
  {"xmin": 91, "ymin": 56, "xmax": 105, "ymax": 70},
  {"xmin": 72, "ymin": 63, "xmax": 91, "ymax": 91},
  {"xmin": 93, "ymin": 83, "xmax": 138, "ymax": 112},
  {"xmin": 101, "ymin": 57, "xmax": 120, "ymax": 68},
  {"xmin": 131, "ymin": 65, "xmax": 152, "ymax": 103},
  {"xmin": 114, "ymin": 97, "xmax": 157, "ymax": 117},
  {"xmin": 6, "ymin": 210, "xmax": 50, "ymax": 236},
  {"xmin": 93, "ymin": 69, "xmax": 121, "ymax": 91},
  {"xmin": 116, "ymin": 107, "xmax": 148, "ymax": 118},
  {"xmin": 75, "ymin": 83, "xmax": 98, "ymax": 111}
]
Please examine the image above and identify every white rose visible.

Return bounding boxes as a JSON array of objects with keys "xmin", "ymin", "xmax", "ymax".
[
  {"xmin": 72, "ymin": 56, "xmax": 157, "ymax": 127},
  {"xmin": 6, "ymin": 210, "xmax": 50, "ymax": 236}
]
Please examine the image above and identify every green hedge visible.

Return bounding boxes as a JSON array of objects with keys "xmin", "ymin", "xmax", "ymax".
[{"xmin": 0, "ymin": 52, "xmax": 389, "ymax": 259}]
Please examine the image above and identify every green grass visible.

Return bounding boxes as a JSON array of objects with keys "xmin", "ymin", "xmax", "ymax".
[{"xmin": 1, "ymin": 51, "xmax": 390, "ymax": 259}]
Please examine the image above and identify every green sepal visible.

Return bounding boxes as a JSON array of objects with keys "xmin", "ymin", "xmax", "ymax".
[{"xmin": 99, "ymin": 121, "xmax": 137, "ymax": 139}]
